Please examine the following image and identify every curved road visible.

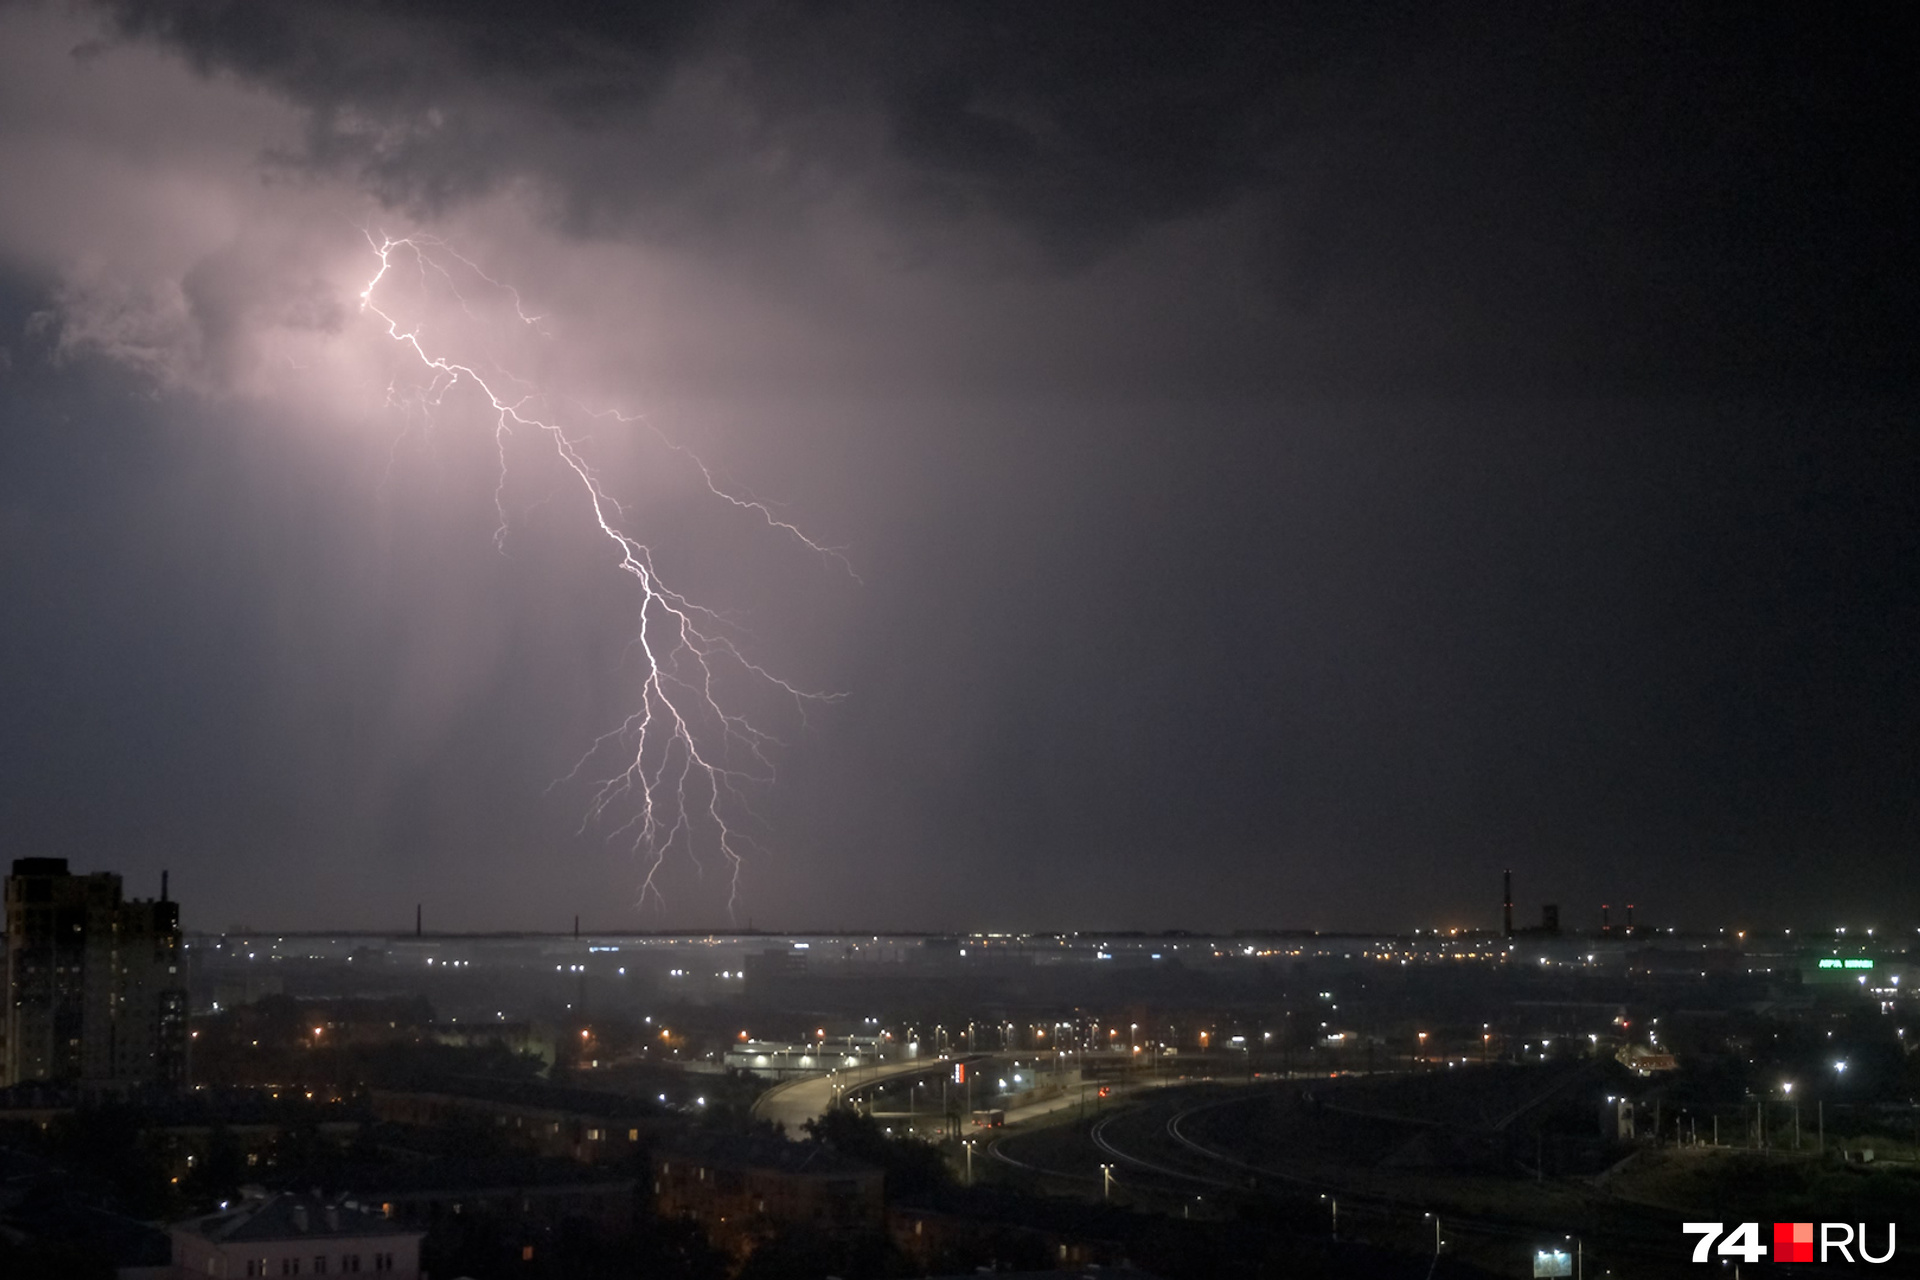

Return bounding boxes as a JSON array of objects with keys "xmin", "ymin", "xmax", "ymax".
[
  {"xmin": 752, "ymin": 1058, "xmax": 966, "ymax": 1135},
  {"xmin": 999, "ymin": 1086, "xmax": 1686, "ymax": 1274}
]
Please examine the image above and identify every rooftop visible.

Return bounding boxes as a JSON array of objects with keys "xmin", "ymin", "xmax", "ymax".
[
  {"xmin": 173, "ymin": 1193, "xmax": 421, "ymax": 1245},
  {"xmin": 659, "ymin": 1131, "xmax": 880, "ymax": 1180}
]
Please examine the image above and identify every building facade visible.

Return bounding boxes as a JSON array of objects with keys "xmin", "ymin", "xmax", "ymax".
[
  {"xmin": 1, "ymin": 858, "xmax": 188, "ymax": 1089},
  {"xmin": 170, "ymin": 1193, "xmax": 424, "ymax": 1279},
  {"xmin": 654, "ymin": 1133, "xmax": 884, "ymax": 1258}
]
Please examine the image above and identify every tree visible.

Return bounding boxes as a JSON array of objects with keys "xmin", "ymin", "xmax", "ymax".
[{"xmin": 803, "ymin": 1110, "xmax": 951, "ymax": 1198}]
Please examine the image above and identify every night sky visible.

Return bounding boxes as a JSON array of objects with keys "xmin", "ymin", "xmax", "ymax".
[{"xmin": 1, "ymin": 3, "xmax": 1916, "ymax": 933}]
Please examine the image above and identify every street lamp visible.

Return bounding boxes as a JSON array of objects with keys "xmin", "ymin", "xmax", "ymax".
[
  {"xmin": 1322, "ymin": 1194, "xmax": 1337, "ymax": 1240},
  {"xmin": 1427, "ymin": 1212, "xmax": 1440, "ymax": 1255},
  {"xmin": 1100, "ymin": 1163, "xmax": 1113, "ymax": 1200}
]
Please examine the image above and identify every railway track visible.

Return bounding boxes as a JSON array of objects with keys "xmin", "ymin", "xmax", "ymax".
[
  {"xmin": 1085, "ymin": 1088, "xmax": 1693, "ymax": 1273},
  {"xmin": 986, "ymin": 1072, "xmax": 1730, "ymax": 1277},
  {"xmin": 1090, "ymin": 1108, "xmax": 1244, "ymax": 1190}
]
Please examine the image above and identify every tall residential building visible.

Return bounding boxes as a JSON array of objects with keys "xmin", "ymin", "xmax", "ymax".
[{"xmin": 1, "ymin": 858, "xmax": 187, "ymax": 1090}]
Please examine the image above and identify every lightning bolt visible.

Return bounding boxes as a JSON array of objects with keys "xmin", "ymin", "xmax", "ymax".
[{"xmin": 356, "ymin": 231, "xmax": 845, "ymax": 917}]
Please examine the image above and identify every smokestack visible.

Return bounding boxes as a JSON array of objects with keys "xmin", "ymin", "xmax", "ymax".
[
  {"xmin": 415, "ymin": 903, "xmax": 422, "ymax": 937},
  {"xmin": 1626, "ymin": 903, "xmax": 1635, "ymax": 934},
  {"xmin": 161, "ymin": 870, "xmax": 169, "ymax": 903},
  {"xmin": 574, "ymin": 914, "xmax": 580, "ymax": 938},
  {"xmin": 1602, "ymin": 903, "xmax": 1610, "ymax": 934},
  {"xmin": 1503, "ymin": 870, "xmax": 1514, "ymax": 939}
]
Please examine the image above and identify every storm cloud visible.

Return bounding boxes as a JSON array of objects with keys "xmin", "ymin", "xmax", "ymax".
[
  {"xmin": 91, "ymin": 0, "xmax": 1920, "ymax": 388},
  {"xmin": 1, "ymin": 3, "xmax": 1916, "ymax": 932}
]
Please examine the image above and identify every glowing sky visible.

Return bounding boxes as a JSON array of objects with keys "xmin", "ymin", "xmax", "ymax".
[{"xmin": 1, "ymin": 3, "xmax": 1915, "ymax": 931}]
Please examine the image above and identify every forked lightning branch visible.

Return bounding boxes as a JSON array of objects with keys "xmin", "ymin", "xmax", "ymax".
[{"xmin": 357, "ymin": 233, "xmax": 843, "ymax": 915}]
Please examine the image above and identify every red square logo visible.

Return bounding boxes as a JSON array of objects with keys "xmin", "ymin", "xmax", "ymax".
[{"xmin": 1774, "ymin": 1222, "xmax": 1814, "ymax": 1263}]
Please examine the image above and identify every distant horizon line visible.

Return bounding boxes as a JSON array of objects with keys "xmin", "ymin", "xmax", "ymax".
[{"xmin": 181, "ymin": 924, "xmax": 1908, "ymax": 942}]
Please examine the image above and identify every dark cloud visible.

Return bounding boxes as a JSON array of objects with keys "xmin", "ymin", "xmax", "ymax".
[
  {"xmin": 2, "ymin": 5, "xmax": 1918, "ymax": 931},
  {"xmin": 95, "ymin": 1, "xmax": 1920, "ymax": 389}
]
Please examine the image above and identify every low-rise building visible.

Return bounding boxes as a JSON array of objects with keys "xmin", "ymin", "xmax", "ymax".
[
  {"xmin": 355, "ymin": 1157, "xmax": 638, "ymax": 1233},
  {"xmin": 654, "ymin": 1132, "xmax": 883, "ymax": 1257},
  {"xmin": 169, "ymin": 1192, "xmax": 423, "ymax": 1278},
  {"xmin": 369, "ymin": 1081, "xmax": 659, "ymax": 1164},
  {"xmin": 890, "ymin": 1204, "xmax": 1122, "ymax": 1273}
]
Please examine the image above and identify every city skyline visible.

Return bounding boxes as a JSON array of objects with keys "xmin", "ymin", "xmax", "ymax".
[{"xmin": 38, "ymin": 858, "xmax": 1920, "ymax": 942}]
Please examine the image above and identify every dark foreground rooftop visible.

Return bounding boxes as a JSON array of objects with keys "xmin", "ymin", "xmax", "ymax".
[{"xmin": 174, "ymin": 1192, "xmax": 421, "ymax": 1245}]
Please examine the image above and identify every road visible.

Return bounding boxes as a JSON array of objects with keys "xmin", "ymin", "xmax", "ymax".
[
  {"xmin": 992, "ymin": 1079, "xmax": 1692, "ymax": 1277},
  {"xmin": 752, "ymin": 1058, "xmax": 960, "ymax": 1135}
]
